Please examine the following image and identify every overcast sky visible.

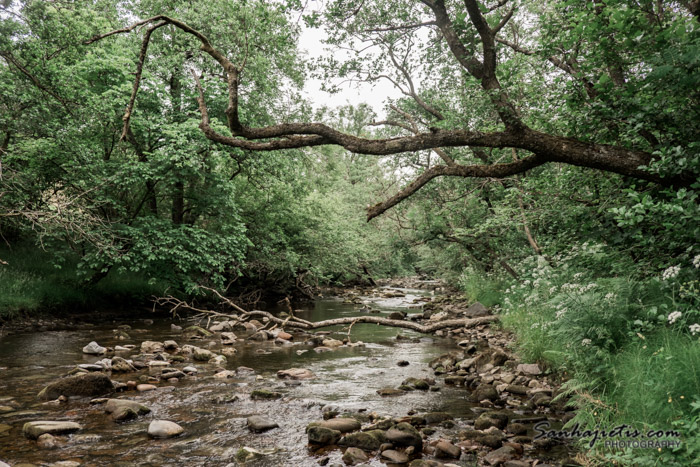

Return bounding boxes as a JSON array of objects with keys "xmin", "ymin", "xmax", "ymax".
[{"xmin": 297, "ymin": 25, "xmax": 403, "ymax": 117}]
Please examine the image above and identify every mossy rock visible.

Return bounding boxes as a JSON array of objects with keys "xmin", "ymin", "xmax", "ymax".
[{"xmin": 250, "ymin": 389, "xmax": 282, "ymax": 400}]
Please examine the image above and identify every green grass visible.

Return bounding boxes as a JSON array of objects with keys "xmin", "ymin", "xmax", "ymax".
[{"xmin": 0, "ymin": 244, "xmax": 167, "ymax": 320}]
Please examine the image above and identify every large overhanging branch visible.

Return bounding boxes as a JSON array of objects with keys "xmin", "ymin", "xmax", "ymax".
[{"xmin": 86, "ymin": 14, "xmax": 694, "ymax": 222}]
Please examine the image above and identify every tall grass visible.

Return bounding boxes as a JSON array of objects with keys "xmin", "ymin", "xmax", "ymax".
[{"xmin": 0, "ymin": 244, "xmax": 167, "ymax": 319}]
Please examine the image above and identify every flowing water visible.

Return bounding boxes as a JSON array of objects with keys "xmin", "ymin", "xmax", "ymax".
[{"xmin": 0, "ymin": 287, "xmax": 480, "ymax": 466}]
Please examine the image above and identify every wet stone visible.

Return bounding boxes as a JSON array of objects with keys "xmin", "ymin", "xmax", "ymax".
[
  {"xmin": 312, "ymin": 418, "xmax": 361, "ymax": 433},
  {"xmin": 340, "ymin": 431, "xmax": 382, "ymax": 451},
  {"xmin": 381, "ymin": 449, "xmax": 409, "ymax": 464},
  {"xmin": 484, "ymin": 445, "xmax": 517, "ymax": 465},
  {"xmin": 342, "ymin": 447, "xmax": 369, "ymax": 465},
  {"xmin": 147, "ymin": 420, "xmax": 184, "ymax": 439},
  {"xmin": 377, "ymin": 388, "xmax": 405, "ymax": 397},
  {"xmin": 308, "ymin": 426, "xmax": 341, "ymax": 445},
  {"xmin": 277, "ymin": 368, "xmax": 315, "ymax": 380},
  {"xmin": 23, "ymin": 421, "xmax": 82, "ymax": 440},
  {"xmin": 82, "ymin": 341, "xmax": 106, "ymax": 355},
  {"xmin": 250, "ymin": 389, "xmax": 283, "ymax": 400},
  {"xmin": 38, "ymin": 373, "xmax": 114, "ymax": 400},
  {"xmin": 434, "ymin": 440, "xmax": 461, "ymax": 459},
  {"xmin": 385, "ymin": 423, "xmax": 422, "ymax": 449},
  {"xmin": 37, "ymin": 433, "xmax": 57, "ymax": 449},
  {"xmin": 247, "ymin": 415, "xmax": 279, "ymax": 433}
]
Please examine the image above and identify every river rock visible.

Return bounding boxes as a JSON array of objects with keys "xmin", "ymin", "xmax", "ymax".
[
  {"xmin": 422, "ymin": 412, "xmax": 453, "ymax": 425},
  {"xmin": 340, "ymin": 431, "xmax": 382, "ymax": 451},
  {"xmin": 250, "ymin": 389, "xmax": 282, "ymax": 400},
  {"xmin": 210, "ymin": 321, "xmax": 233, "ymax": 332},
  {"xmin": 82, "ymin": 341, "xmax": 106, "ymax": 355},
  {"xmin": 193, "ymin": 348, "xmax": 214, "ymax": 361},
  {"xmin": 77, "ymin": 364, "xmax": 104, "ymax": 372},
  {"xmin": 472, "ymin": 384, "xmax": 499, "ymax": 402},
  {"xmin": 516, "ymin": 363, "xmax": 541, "ymax": 376},
  {"xmin": 322, "ymin": 338, "xmax": 343, "ymax": 348},
  {"xmin": 401, "ymin": 377, "xmax": 430, "ymax": 390},
  {"xmin": 182, "ymin": 366, "xmax": 198, "ymax": 374},
  {"xmin": 435, "ymin": 440, "xmax": 461, "ymax": 459},
  {"xmin": 38, "ymin": 373, "xmax": 114, "ymax": 400},
  {"xmin": 111, "ymin": 357, "xmax": 136, "ymax": 373},
  {"xmin": 209, "ymin": 355, "xmax": 227, "ymax": 366},
  {"xmin": 277, "ymin": 368, "xmax": 315, "ymax": 380},
  {"xmin": 163, "ymin": 340, "xmax": 179, "ymax": 350},
  {"xmin": 104, "ymin": 399, "xmax": 151, "ymax": 421},
  {"xmin": 148, "ymin": 420, "xmax": 184, "ymax": 438},
  {"xmin": 343, "ymin": 447, "xmax": 369, "ymax": 465},
  {"xmin": 140, "ymin": 341, "xmax": 164, "ymax": 353},
  {"xmin": 381, "ymin": 449, "xmax": 409, "ymax": 463},
  {"xmin": 484, "ymin": 445, "xmax": 517, "ymax": 465},
  {"xmin": 386, "ymin": 422, "xmax": 422, "ymax": 449},
  {"xmin": 214, "ymin": 370, "xmax": 236, "ymax": 379},
  {"xmin": 220, "ymin": 332, "xmax": 237, "ymax": 344},
  {"xmin": 37, "ymin": 433, "xmax": 57, "ymax": 449},
  {"xmin": 23, "ymin": 421, "xmax": 82, "ymax": 439},
  {"xmin": 311, "ymin": 418, "xmax": 361, "ymax": 433},
  {"xmin": 475, "ymin": 412, "xmax": 509, "ymax": 430},
  {"xmin": 308, "ymin": 426, "xmax": 341, "ymax": 445},
  {"xmin": 464, "ymin": 302, "xmax": 490, "ymax": 317},
  {"xmin": 247, "ymin": 415, "xmax": 279, "ymax": 433},
  {"xmin": 377, "ymin": 388, "xmax": 405, "ymax": 396},
  {"xmin": 137, "ymin": 384, "xmax": 157, "ymax": 392},
  {"xmin": 277, "ymin": 331, "xmax": 293, "ymax": 340},
  {"xmin": 184, "ymin": 325, "xmax": 213, "ymax": 337}
]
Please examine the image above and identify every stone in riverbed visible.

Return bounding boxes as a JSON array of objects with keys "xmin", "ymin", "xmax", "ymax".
[
  {"xmin": 386, "ymin": 423, "xmax": 423, "ymax": 449},
  {"xmin": 339, "ymin": 431, "xmax": 382, "ymax": 451},
  {"xmin": 307, "ymin": 426, "xmax": 341, "ymax": 445},
  {"xmin": 250, "ymin": 389, "xmax": 282, "ymax": 400},
  {"xmin": 377, "ymin": 388, "xmax": 405, "ymax": 397},
  {"xmin": 484, "ymin": 445, "xmax": 517, "ymax": 465},
  {"xmin": 472, "ymin": 384, "xmax": 499, "ymax": 402},
  {"xmin": 516, "ymin": 363, "xmax": 541, "ymax": 376},
  {"xmin": 308, "ymin": 418, "xmax": 361, "ymax": 433},
  {"xmin": 381, "ymin": 449, "xmax": 410, "ymax": 464},
  {"xmin": 464, "ymin": 302, "xmax": 490, "ymax": 317},
  {"xmin": 104, "ymin": 399, "xmax": 151, "ymax": 421},
  {"xmin": 247, "ymin": 415, "xmax": 279, "ymax": 433},
  {"xmin": 220, "ymin": 332, "xmax": 237, "ymax": 344},
  {"xmin": 136, "ymin": 384, "xmax": 157, "ymax": 392},
  {"xmin": 435, "ymin": 440, "xmax": 461, "ymax": 459},
  {"xmin": 193, "ymin": 347, "xmax": 214, "ymax": 361},
  {"xmin": 343, "ymin": 447, "xmax": 369, "ymax": 465},
  {"xmin": 37, "ymin": 433, "xmax": 57, "ymax": 449},
  {"xmin": 475, "ymin": 412, "xmax": 509, "ymax": 430},
  {"xmin": 401, "ymin": 377, "xmax": 430, "ymax": 390},
  {"xmin": 322, "ymin": 338, "xmax": 343, "ymax": 348},
  {"xmin": 82, "ymin": 341, "xmax": 106, "ymax": 355},
  {"xmin": 38, "ymin": 373, "xmax": 114, "ymax": 400},
  {"xmin": 277, "ymin": 368, "xmax": 315, "ymax": 380},
  {"xmin": 147, "ymin": 420, "xmax": 184, "ymax": 438},
  {"xmin": 23, "ymin": 421, "xmax": 82, "ymax": 439},
  {"xmin": 163, "ymin": 340, "xmax": 179, "ymax": 350},
  {"xmin": 110, "ymin": 357, "xmax": 136, "ymax": 373},
  {"xmin": 140, "ymin": 341, "xmax": 164, "ymax": 353}
]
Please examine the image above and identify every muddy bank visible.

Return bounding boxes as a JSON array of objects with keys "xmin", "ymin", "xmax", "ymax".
[{"xmin": 0, "ymin": 283, "xmax": 578, "ymax": 466}]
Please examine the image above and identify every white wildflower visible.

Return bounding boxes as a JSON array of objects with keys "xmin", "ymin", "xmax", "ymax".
[
  {"xmin": 667, "ymin": 311, "xmax": 682, "ymax": 324},
  {"xmin": 530, "ymin": 323, "xmax": 540, "ymax": 329},
  {"xmin": 693, "ymin": 255, "xmax": 700, "ymax": 269},
  {"xmin": 690, "ymin": 323, "xmax": 700, "ymax": 336},
  {"xmin": 662, "ymin": 265, "xmax": 681, "ymax": 281},
  {"xmin": 573, "ymin": 272, "xmax": 584, "ymax": 280},
  {"xmin": 556, "ymin": 308, "xmax": 568, "ymax": 319},
  {"xmin": 604, "ymin": 292, "xmax": 617, "ymax": 302},
  {"xmin": 549, "ymin": 286, "xmax": 558, "ymax": 294},
  {"xmin": 581, "ymin": 338, "xmax": 592, "ymax": 346}
]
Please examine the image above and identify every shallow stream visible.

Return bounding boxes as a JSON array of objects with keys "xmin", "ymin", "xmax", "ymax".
[{"xmin": 0, "ymin": 287, "xmax": 478, "ymax": 466}]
